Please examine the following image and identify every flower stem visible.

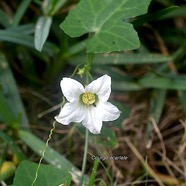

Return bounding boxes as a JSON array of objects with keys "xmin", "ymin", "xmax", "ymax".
[
  {"xmin": 87, "ymin": 53, "xmax": 94, "ymax": 68},
  {"xmin": 79, "ymin": 128, "xmax": 89, "ymax": 186},
  {"xmin": 79, "ymin": 52, "xmax": 93, "ymax": 185},
  {"xmin": 86, "ymin": 53, "xmax": 94, "ymax": 83}
]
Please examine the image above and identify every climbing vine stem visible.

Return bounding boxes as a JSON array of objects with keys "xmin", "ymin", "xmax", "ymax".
[{"xmin": 31, "ymin": 121, "xmax": 56, "ymax": 186}]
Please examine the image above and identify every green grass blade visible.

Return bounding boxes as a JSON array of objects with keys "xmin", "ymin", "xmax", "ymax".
[
  {"xmin": 73, "ymin": 53, "xmax": 172, "ymax": 65},
  {"xmin": 0, "ymin": 131, "xmax": 26, "ymax": 162},
  {"xmin": 0, "ymin": 29, "xmax": 59, "ymax": 55},
  {"xmin": 146, "ymin": 89, "xmax": 166, "ymax": 147},
  {"xmin": 0, "ymin": 53, "xmax": 29, "ymax": 128},
  {"xmin": 161, "ymin": 5, "xmax": 186, "ymax": 18},
  {"xmin": 112, "ymin": 80, "xmax": 141, "ymax": 91},
  {"xmin": 0, "ymin": 91, "xmax": 16, "ymax": 126},
  {"xmin": 133, "ymin": 6, "xmax": 179, "ymax": 26},
  {"xmin": 0, "ymin": 9, "xmax": 11, "ymax": 28},
  {"xmin": 88, "ymin": 159, "xmax": 99, "ymax": 186},
  {"xmin": 7, "ymin": 24, "xmax": 35, "ymax": 34},
  {"xmin": 12, "ymin": 0, "xmax": 32, "ymax": 27},
  {"xmin": 65, "ymin": 40, "xmax": 87, "ymax": 57},
  {"xmin": 0, "ymin": 30, "xmax": 34, "ymax": 47},
  {"xmin": 178, "ymin": 91, "xmax": 186, "ymax": 115},
  {"xmin": 83, "ymin": 65, "xmax": 142, "ymax": 91},
  {"xmin": 34, "ymin": 16, "xmax": 52, "ymax": 51},
  {"xmin": 139, "ymin": 74, "xmax": 186, "ymax": 90},
  {"xmin": 42, "ymin": 0, "xmax": 67, "ymax": 16}
]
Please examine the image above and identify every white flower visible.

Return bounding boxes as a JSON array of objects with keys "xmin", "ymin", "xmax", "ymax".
[{"xmin": 55, "ymin": 74, "xmax": 121, "ymax": 134}]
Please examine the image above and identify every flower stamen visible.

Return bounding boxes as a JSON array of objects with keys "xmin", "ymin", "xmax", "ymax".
[{"xmin": 81, "ymin": 92, "xmax": 96, "ymax": 105}]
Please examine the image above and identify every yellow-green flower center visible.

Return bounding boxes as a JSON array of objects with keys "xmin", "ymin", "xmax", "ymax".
[{"xmin": 81, "ymin": 92, "xmax": 96, "ymax": 105}]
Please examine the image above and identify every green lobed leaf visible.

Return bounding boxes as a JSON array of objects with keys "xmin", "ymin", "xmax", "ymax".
[
  {"xmin": 60, "ymin": 0, "xmax": 152, "ymax": 53},
  {"xmin": 13, "ymin": 161, "xmax": 72, "ymax": 186},
  {"xmin": 34, "ymin": 16, "xmax": 52, "ymax": 51}
]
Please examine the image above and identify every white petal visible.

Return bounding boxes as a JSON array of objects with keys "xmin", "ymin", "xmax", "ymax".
[
  {"xmin": 60, "ymin": 78, "xmax": 84, "ymax": 102},
  {"xmin": 85, "ymin": 75, "xmax": 111, "ymax": 102},
  {"xmin": 82, "ymin": 107, "xmax": 102, "ymax": 134},
  {"xmin": 55, "ymin": 102, "xmax": 85, "ymax": 124},
  {"xmin": 96, "ymin": 101, "xmax": 121, "ymax": 121}
]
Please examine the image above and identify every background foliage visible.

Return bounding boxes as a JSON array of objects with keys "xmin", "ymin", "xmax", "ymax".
[{"xmin": 0, "ymin": 0, "xmax": 186, "ymax": 185}]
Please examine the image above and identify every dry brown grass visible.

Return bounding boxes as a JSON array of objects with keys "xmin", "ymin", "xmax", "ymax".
[{"xmin": 105, "ymin": 96, "xmax": 186, "ymax": 185}]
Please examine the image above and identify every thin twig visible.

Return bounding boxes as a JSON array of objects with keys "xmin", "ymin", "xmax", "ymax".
[{"xmin": 124, "ymin": 138, "xmax": 165, "ymax": 186}]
